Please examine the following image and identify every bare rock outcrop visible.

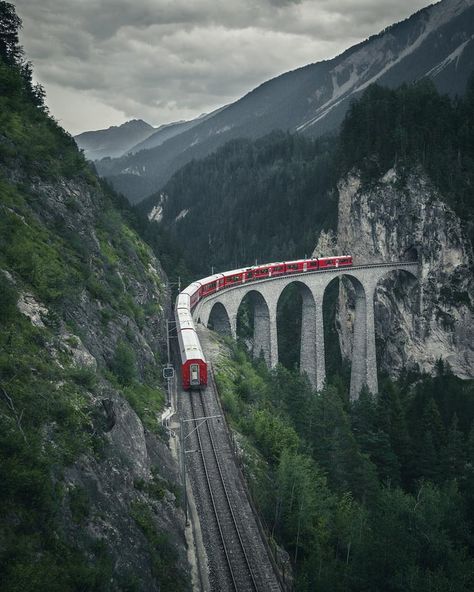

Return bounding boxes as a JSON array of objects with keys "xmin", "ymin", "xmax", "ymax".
[{"xmin": 315, "ymin": 168, "xmax": 474, "ymax": 378}]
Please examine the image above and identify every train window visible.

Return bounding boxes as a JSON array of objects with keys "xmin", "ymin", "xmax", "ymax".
[
  {"xmin": 309, "ymin": 261, "xmax": 318, "ymax": 267},
  {"xmin": 246, "ymin": 272, "xmax": 253, "ymax": 279},
  {"xmin": 288, "ymin": 264, "xmax": 297, "ymax": 270}
]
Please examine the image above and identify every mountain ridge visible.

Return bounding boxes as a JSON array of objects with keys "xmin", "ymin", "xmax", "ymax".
[
  {"xmin": 74, "ymin": 118, "xmax": 155, "ymax": 160},
  {"xmin": 97, "ymin": 0, "xmax": 474, "ymax": 203}
]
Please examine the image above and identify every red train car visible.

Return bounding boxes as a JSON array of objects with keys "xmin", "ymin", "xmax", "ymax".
[
  {"xmin": 176, "ymin": 308, "xmax": 207, "ymax": 390},
  {"xmin": 224, "ymin": 271, "xmax": 244, "ymax": 287},
  {"xmin": 318, "ymin": 256, "xmax": 352, "ymax": 269}
]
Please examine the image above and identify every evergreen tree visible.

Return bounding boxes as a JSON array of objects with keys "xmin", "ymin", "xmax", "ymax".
[{"xmin": 441, "ymin": 413, "xmax": 466, "ymax": 479}]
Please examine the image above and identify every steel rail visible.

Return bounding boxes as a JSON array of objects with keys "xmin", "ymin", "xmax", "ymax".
[
  {"xmin": 190, "ymin": 390, "xmax": 259, "ymax": 592},
  {"xmin": 199, "ymin": 391, "xmax": 260, "ymax": 591}
]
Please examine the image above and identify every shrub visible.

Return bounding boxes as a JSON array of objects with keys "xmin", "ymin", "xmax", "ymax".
[
  {"xmin": 111, "ymin": 341, "xmax": 136, "ymax": 386},
  {"xmin": 0, "ymin": 273, "xmax": 18, "ymax": 324}
]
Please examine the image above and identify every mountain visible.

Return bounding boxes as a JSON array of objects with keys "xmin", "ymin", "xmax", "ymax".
[
  {"xmin": 128, "ymin": 119, "xmax": 199, "ymax": 154},
  {"xmin": 0, "ymin": 12, "xmax": 190, "ymax": 591},
  {"xmin": 128, "ymin": 107, "xmax": 226, "ymax": 154},
  {"xmin": 74, "ymin": 118, "xmax": 155, "ymax": 160},
  {"xmin": 99, "ymin": 0, "xmax": 474, "ymax": 203},
  {"xmin": 139, "ymin": 131, "xmax": 338, "ymax": 275},
  {"xmin": 142, "ymin": 78, "xmax": 474, "ymax": 381}
]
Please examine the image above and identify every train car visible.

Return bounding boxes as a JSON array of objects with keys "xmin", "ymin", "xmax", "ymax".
[
  {"xmin": 200, "ymin": 273, "xmax": 225, "ymax": 297},
  {"xmin": 284, "ymin": 259, "xmax": 307, "ymax": 273},
  {"xmin": 268, "ymin": 263, "xmax": 286, "ymax": 277},
  {"xmin": 306, "ymin": 258, "xmax": 320, "ymax": 271},
  {"xmin": 176, "ymin": 322, "xmax": 208, "ymax": 390},
  {"xmin": 176, "ymin": 292, "xmax": 191, "ymax": 310},
  {"xmin": 253, "ymin": 265, "xmax": 270, "ymax": 279},
  {"xmin": 318, "ymin": 255, "xmax": 353, "ymax": 269},
  {"xmin": 223, "ymin": 269, "xmax": 244, "ymax": 287},
  {"xmin": 182, "ymin": 281, "xmax": 202, "ymax": 309}
]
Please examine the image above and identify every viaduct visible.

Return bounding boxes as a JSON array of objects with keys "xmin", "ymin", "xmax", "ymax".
[{"xmin": 192, "ymin": 262, "xmax": 419, "ymax": 400}]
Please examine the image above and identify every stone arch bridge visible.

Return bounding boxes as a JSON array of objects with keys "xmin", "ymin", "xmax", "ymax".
[{"xmin": 193, "ymin": 262, "xmax": 419, "ymax": 399}]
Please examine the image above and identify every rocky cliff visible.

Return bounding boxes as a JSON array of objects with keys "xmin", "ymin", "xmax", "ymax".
[
  {"xmin": 0, "ymin": 31, "xmax": 191, "ymax": 587},
  {"xmin": 314, "ymin": 168, "xmax": 474, "ymax": 380},
  {"xmin": 0, "ymin": 161, "xmax": 192, "ymax": 589}
]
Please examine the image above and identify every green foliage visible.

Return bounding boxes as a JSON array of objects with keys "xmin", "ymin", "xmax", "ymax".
[
  {"xmin": 111, "ymin": 341, "xmax": 137, "ymax": 386},
  {"xmin": 339, "ymin": 78, "xmax": 474, "ymax": 228},
  {"xmin": 69, "ymin": 486, "xmax": 90, "ymax": 524},
  {"xmin": 0, "ymin": 5, "xmax": 174, "ymax": 589},
  {"xmin": 134, "ymin": 477, "xmax": 166, "ymax": 501},
  {"xmin": 141, "ymin": 131, "xmax": 337, "ymax": 276},
  {"xmin": 0, "ymin": 312, "xmax": 116, "ymax": 590},
  {"xmin": 68, "ymin": 366, "xmax": 97, "ymax": 391},
  {"xmin": 130, "ymin": 502, "xmax": 187, "ymax": 591},
  {"xmin": 0, "ymin": 271, "xmax": 17, "ymax": 324},
  {"xmin": 122, "ymin": 383, "xmax": 165, "ymax": 432},
  {"xmin": 0, "ymin": 180, "xmax": 85, "ymax": 307},
  {"xmin": 215, "ymin": 342, "xmax": 474, "ymax": 591}
]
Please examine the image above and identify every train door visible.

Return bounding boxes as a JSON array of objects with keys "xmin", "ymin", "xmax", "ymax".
[
  {"xmin": 303, "ymin": 262, "xmax": 307, "ymax": 272},
  {"xmin": 190, "ymin": 364, "xmax": 200, "ymax": 387},
  {"xmin": 335, "ymin": 259, "xmax": 339, "ymax": 268}
]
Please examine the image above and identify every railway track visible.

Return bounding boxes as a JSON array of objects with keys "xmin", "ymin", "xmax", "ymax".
[{"xmin": 189, "ymin": 388, "xmax": 259, "ymax": 592}]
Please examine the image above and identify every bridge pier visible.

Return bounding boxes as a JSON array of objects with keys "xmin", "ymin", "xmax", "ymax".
[
  {"xmin": 299, "ymin": 292, "xmax": 325, "ymax": 391},
  {"xmin": 253, "ymin": 297, "xmax": 278, "ymax": 367},
  {"xmin": 365, "ymin": 284, "xmax": 378, "ymax": 396}
]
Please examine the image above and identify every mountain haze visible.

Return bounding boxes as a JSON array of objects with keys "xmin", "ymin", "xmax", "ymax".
[
  {"xmin": 128, "ymin": 107, "xmax": 226, "ymax": 155},
  {"xmin": 98, "ymin": 0, "xmax": 474, "ymax": 203},
  {"xmin": 74, "ymin": 119, "xmax": 155, "ymax": 160}
]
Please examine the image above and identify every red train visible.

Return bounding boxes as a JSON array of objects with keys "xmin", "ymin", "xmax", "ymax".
[{"xmin": 175, "ymin": 255, "xmax": 352, "ymax": 390}]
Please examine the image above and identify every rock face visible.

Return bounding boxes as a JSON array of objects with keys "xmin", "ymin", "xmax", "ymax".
[
  {"xmin": 315, "ymin": 168, "xmax": 474, "ymax": 379},
  {"xmin": 63, "ymin": 393, "xmax": 188, "ymax": 592},
  {"xmin": 1, "ymin": 164, "xmax": 191, "ymax": 589}
]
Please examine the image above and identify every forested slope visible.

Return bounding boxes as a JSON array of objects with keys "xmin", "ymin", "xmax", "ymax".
[
  {"xmin": 140, "ymin": 132, "xmax": 338, "ymax": 276},
  {"xmin": 214, "ymin": 340, "xmax": 474, "ymax": 592},
  {"xmin": 143, "ymin": 78, "xmax": 474, "ymax": 277},
  {"xmin": 0, "ymin": 5, "xmax": 189, "ymax": 590}
]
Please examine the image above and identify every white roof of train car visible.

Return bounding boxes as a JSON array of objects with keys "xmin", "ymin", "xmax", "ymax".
[
  {"xmin": 176, "ymin": 293, "xmax": 190, "ymax": 309},
  {"xmin": 182, "ymin": 281, "xmax": 202, "ymax": 296},
  {"xmin": 198, "ymin": 273, "xmax": 224, "ymax": 285},
  {"xmin": 176, "ymin": 308, "xmax": 195, "ymax": 330},
  {"xmin": 178, "ymin": 326, "xmax": 205, "ymax": 362}
]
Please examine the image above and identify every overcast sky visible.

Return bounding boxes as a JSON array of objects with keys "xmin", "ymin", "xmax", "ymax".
[{"xmin": 15, "ymin": 0, "xmax": 432, "ymax": 135}]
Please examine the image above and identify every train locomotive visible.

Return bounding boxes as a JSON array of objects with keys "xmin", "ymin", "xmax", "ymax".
[{"xmin": 175, "ymin": 255, "xmax": 352, "ymax": 390}]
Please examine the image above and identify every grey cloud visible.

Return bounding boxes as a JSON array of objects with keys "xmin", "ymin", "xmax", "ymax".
[{"xmin": 15, "ymin": 0, "xmax": 431, "ymax": 133}]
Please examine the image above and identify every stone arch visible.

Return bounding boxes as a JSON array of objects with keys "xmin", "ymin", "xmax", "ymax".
[
  {"xmin": 276, "ymin": 281, "xmax": 317, "ymax": 385},
  {"xmin": 236, "ymin": 289, "xmax": 275, "ymax": 366},
  {"xmin": 208, "ymin": 301, "xmax": 232, "ymax": 336},
  {"xmin": 323, "ymin": 273, "xmax": 372, "ymax": 400}
]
